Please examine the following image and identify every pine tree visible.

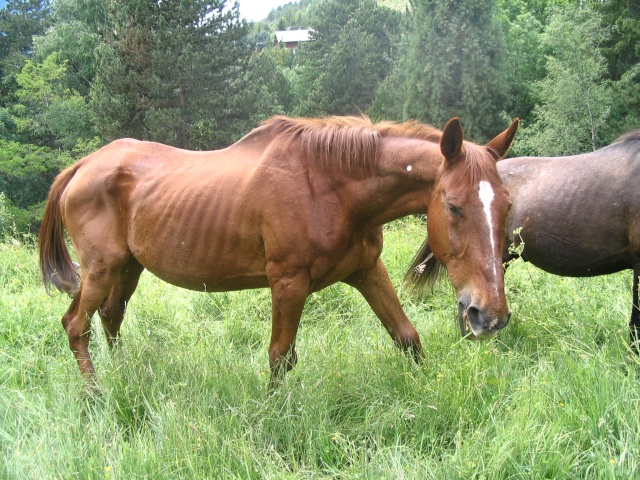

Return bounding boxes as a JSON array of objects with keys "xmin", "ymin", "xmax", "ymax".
[
  {"xmin": 588, "ymin": 0, "xmax": 640, "ymax": 134},
  {"xmin": 146, "ymin": 0, "xmax": 250, "ymax": 149},
  {"xmin": 403, "ymin": 0, "xmax": 508, "ymax": 141},
  {"xmin": 88, "ymin": 0, "xmax": 160, "ymax": 141},
  {"xmin": 295, "ymin": 0, "xmax": 401, "ymax": 116},
  {"xmin": 589, "ymin": 0, "xmax": 640, "ymax": 82},
  {"xmin": 90, "ymin": 0, "xmax": 250, "ymax": 149}
]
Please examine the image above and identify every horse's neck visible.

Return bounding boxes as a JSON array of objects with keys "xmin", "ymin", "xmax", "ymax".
[{"xmin": 351, "ymin": 138, "xmax": 441, "ymax": 227}]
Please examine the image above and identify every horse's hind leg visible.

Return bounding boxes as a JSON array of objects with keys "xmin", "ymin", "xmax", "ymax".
[
  {"xmin": 61, "ymin": 291, "xmax": 96, "ymax": 377},
  {"xmin": 630, "ymin": 265, "xmax": 639, "ymax": 350},
  {"xmin": 62, "ymin": 231, "xmax": 132, "ymax": 378},
  {"xmin": 98, "ymin": 257, "xmax": 144, "ymax": 349},
  {"xmin": 63, "ymin": 262, "xmax": 123, "ymax": 378}
]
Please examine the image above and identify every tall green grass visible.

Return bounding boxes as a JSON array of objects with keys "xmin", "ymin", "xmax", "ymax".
[{"xmin": 1, "ymin": 218, "xmax": 639, "ymax": 479}]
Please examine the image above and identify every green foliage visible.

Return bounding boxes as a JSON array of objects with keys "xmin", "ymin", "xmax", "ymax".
[
  {"xmin": 0, "ymin": 192, "xmax": 14, "ymax": 236},
  {"xmin": 264, "ymin": 0, "xmax": 314, "ymax": 27},
  {"xmin": 0, "ymin": 0, "xmax": 50, "ymax": 54},
  {"xmin": 498, "ymin": 6, "xmax": 546, "ymax": 124},
  {"xmin": 589, "ymin": 0, "xmax": 640, "ymax": 82},
  {"xmin": 588, "ymin": 0, "xmax": 640, "ymax": 135},
  {"xmin": 0, "ymin": 0, "xmax": 52, "ymax": 102},
  {"xmin": 31, "ymin": 18, "xmax": 101, "ymax": 97},
  {"xmin": 403, "ymin": 0, "xmax": 509, "ymax": 142},
  {"xmin": 367, "ymin": 11, "xmax": 412, "ymax": 122},
  {"xmin": 0, "ymin": 139, "xmax": 71, "ymax": 231},
  {"xmin": 13, "ymin": 52, "xmax": 99, "ymax": 149},
  {"xmin": 242, "ymin": 47, "xmax": 295, "ymax": 122},
  {"xmin": 2, "ymin": 218, "xmax": 640, "ymax": 478},
  {"xmin": 378, "ymin": 0, "xmax": 410, "ymax": 9},
  {"xmin": 367, "ymin": 62, "xmax": 407, "ymax": 122},
  {"xmin": 295, "ymin": 0, "xmax": 401, "ymax": 116},
  {"xmin": 612, "ymin": 63, "xmax": 640, "ymax": 133},
  {"xmin": 0, "ymin": 107, "xmax": 18, "ymax": 140},
  {"xmin": 86, "ymin": 0, "xmax": 253, "ymax": 149},
  {"xmin": 1, "ymin": 0, "xmax": 639, "ymax": 232},
  {"xmin": 515, "ymin": 5, "xmax": 613, "ymax": 155}
]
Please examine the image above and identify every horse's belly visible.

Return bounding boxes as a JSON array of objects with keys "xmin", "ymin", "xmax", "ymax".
[
  {"xmin": 134, "ymin": 248, "xmax": 269, "ymax": 292},
  {"xmin": 145, "ymin": 264, "xmax": 269, "ymax": 292},
  {"xmin": 523, "ymin": 250, "xmax": 630, "ymax": 277},
  {"xmin": 130, "ymin": 228, "xmax": 269, "ymax": 292},
  {"xmin": 518, "ymin": 230, "xmax": 631, "ymax": 277}
]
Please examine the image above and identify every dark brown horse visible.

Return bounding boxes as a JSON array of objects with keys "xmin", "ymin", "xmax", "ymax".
[
  {"xmin": 498, "ymin": 131, "xmax": 640, "ymax": 349},
  {"xmin": 39, "ymin": 115, "xmax": 518, "ymax": 384}
]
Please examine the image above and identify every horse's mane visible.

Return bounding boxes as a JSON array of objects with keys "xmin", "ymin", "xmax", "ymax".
[
  {"xmin": 612, "ymin": 129, "xmax": 640, "ymax": 144},
  {"xmin": 262, "ymin": 115, "xmax": 488, "ymax": 179},
  {"xmin": 263, "ymin": 115, "xmax": 381, "ymax": 176},
  {"xmin": 611, "ymin": 129, "xmax": 640, "ymax": 158}
]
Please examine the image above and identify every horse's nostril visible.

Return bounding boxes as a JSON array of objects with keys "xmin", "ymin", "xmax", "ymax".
[{"xmin": 466, "ymin": 306, "xmax": 481, "ymax": 324}]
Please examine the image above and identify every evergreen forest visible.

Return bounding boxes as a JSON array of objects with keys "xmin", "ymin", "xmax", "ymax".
[{"xmin": 0, "ymin": 0, "xmax": 638, "ymax": 234}]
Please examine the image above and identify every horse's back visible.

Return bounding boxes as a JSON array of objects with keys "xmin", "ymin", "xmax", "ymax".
[
  {"xmin": 499, "ymin": 144, "xmax": 640, "ymax": 275},
  {"xmin": 60, "ymin": 138, "xmax": 278, "ymax": 291}
]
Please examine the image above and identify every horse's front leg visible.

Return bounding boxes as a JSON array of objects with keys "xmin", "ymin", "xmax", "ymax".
[
  {"xmin": 267, "ymin": 271, "xmax": 310, "ymax": 388},
  {"xmin": 345, "ymin": 258, "xmax": 424, "ymax": 363}
]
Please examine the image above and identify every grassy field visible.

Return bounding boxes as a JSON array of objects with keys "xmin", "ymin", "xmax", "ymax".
[{"xmin": 1, "ymin": 217, "xmax": 639, "ymax": 479}]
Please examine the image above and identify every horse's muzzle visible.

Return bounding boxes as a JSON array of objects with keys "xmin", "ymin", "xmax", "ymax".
[{"xmin": 458, "ymin": 302, "xmax": 511, "ymax": 340}]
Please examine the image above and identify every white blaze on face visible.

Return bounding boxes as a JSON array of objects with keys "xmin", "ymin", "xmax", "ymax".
[{"xmin": 478, "ymin": 180, "xmax": 498, "ymax": 279}]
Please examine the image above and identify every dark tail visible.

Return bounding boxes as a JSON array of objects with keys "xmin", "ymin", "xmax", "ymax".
[
  {"xmin": 403, "ymin": 236, "xmax": 446, "ymax": 298},
  {"xmin": 39, "ymin": 161, "xmax": 84, "ymax": 295}
]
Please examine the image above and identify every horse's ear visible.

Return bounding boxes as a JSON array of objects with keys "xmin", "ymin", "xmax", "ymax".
[
  {"xmin": 440, "ymin": 117, "xmax": 463, "ymax": 165},
  {"xmin": 487, "ymin": 118, "xmax": 519, "ymax": 160}
]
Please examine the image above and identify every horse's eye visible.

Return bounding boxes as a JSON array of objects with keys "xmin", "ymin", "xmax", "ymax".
[{"xmin": 448, "ymin": 204, "xmax": 463, "ymax": 217}]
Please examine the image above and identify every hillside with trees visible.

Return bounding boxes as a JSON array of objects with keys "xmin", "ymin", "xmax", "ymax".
[{"xmin": 0, "ymin": 0, "xmax": 638, "ymax": 234}]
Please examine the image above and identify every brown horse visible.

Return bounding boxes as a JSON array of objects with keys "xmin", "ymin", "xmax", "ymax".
[
  {"xmin": 39, "ymin": 115, "xmax": 518, "ymax": 384},
  {"xmin": 408, "ymin": 131, "xmax": 640, "ymax": 347},
  {"xmin": 498, "ymin": 131, "xmax": 640, "ymax": 349}
]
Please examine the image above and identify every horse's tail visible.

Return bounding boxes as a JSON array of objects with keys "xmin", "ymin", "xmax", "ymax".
[
  {"xmin": 39, "ymin": 161, "xmax": 84, "ymax": 295},
  {"xmin": 403, "ymin": 236, "xmax": 446, "ymax": 298}
]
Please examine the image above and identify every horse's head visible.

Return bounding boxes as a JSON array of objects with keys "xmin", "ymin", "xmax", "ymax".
[{"xmin": 426, "ymin": 118, "xmax": 519, "ymax": 339}]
